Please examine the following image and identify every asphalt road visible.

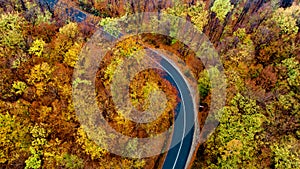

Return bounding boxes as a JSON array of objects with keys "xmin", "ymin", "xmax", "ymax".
[
  {"xmin": 41, "ymin": 0, "xmax": 87, "ymax": 22},
  {"xmin": 149, "ymin": 51, "xmax": 195, "ymax": 169},
  {"xmin": 41, "ymin": 1, "xmax": 196, "ymax": 168}
]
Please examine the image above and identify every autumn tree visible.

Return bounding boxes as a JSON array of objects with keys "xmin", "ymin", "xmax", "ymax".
[
  {"xmin": 29, "ymin": 39, "xmax": 46, "ymax": 57},
  {"xmin": 0, "ymin": 112, "xmax": 30, "ymax": 165},
  {"xmin": 50, "ymin": 22, "xmax": 82, "ymax": 62},
  {"xmin": 0, "ymin": 13, "xmax": 26, "ymax": 58},
  {"xmin": 252, "ymin": 4, "xmax": 300, "ymax": 64}
]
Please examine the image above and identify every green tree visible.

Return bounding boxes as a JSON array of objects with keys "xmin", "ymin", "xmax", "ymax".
[
  {"xmin": 99, "ymin": 17, "xmax": 122, "ymax": 38},
  {"xmin": 25, "ymin": 125, "xmax": 49, "ymax": 169},
  {"xmin": 25, "ymin": 1, "xmax": 52, "ymax": 25},
  {"xmin": 25, "ymin": 147, "xmax": 42, "ymax": 169},
  {"xmin": 271, "ymin": 135, "xmax": 300, "ymax": 168},
  {"xmin": 281, "ymin": 57, "xmax": 300, "ymax": 90},
  {"xmin": 211, "ymin": 0, "xmax": 233, "ymax": 22},
  {"xmin": 205, "ymin": 93, "xmax": 267, "ymax": 168},
  {"xmin": 198, "ymin": 70, "xmax": 211, "ymax": 100},
  {"xmin": 163, "ymin": 2, "xmax": 209, "ymax": 31},
  {"xmin": 35, "ymin": 10, "xmax": 52, "ymax": 25}
]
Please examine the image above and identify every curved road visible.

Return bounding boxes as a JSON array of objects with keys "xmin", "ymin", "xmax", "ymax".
[
  {"xmin": 40, "ymin": 1, "xmax": 198, "ymax": 168},
  {"xmin": 148, "ymin": 51, "xmax": 195, "ymax": 169}
]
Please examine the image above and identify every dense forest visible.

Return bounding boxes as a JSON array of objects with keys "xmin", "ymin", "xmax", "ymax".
[{"xmin": 0, "ymin": 0, "xmax": 299, "ymax": 168}]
